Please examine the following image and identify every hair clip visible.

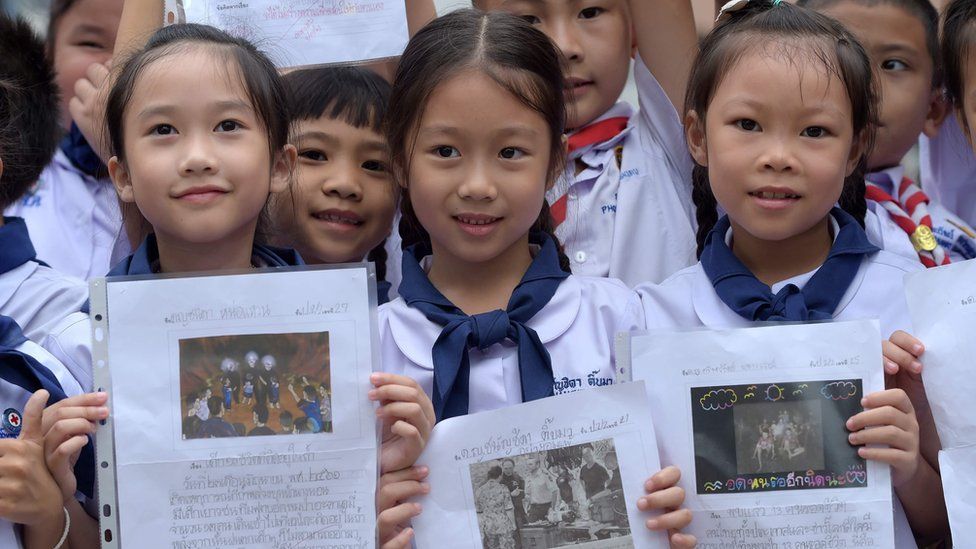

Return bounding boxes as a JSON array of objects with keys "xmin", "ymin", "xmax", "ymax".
[{"xmin": 716, "ymin": 0, "xmax": 781, "ymax": 23}]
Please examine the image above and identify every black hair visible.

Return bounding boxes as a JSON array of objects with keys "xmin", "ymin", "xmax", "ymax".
[
  {"xmin": 105, "ymin": 24, "xmax": 290, "ymax": 243},
  {"xmin": 942, "ymin": 0, "xmax": 976, "ymax": 119},
  {"xmin": 387, "ymin": 9, "xmax": 572, "ymax": 272},
  {"xmin": 686, "ymin": 0, "xmax": 878, "ymax": 256},
  {"xmin": 0, "ymin": 15, "xmax": 61, "ymax": 210},
  {"xmin": 486, "ymin": 465, "xmax": 503, "ymax": 480},
  {"xmin": 280, "ymin": 411, "xmax": 294, "ymax": 429},
  {"xmin": 798, "ymin": 0, "xmax": 941, "ymax": 87},
  {"xmin": 281, "ymin": 67, "xmax": 394, "ymax": 280},
  {"xmin": 253, "ymin": 405, "xmax": 269, "ymax": 424},
  {"xmin": 501, "ymin": 458, "xmax": 515, "ymax": 467},
  {"xmin": 207, "ymin": 396, "xmax": 224, "ymax": 416},
  {"xmin": 283, "ymin": 66, "xmax": 390, "ymax": 133}
]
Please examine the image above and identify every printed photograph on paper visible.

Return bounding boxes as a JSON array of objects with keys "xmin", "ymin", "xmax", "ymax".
[
  {"xmin": 178, "ymin": 331, "xmax": 332, "ymax": 439},
  {"xmin": 469, "ymin": 438, "xmax": 634, "ymax": 549},
  {"xmin": 691, "ymin": 380, "xmax": 866, "ymax": 495}
]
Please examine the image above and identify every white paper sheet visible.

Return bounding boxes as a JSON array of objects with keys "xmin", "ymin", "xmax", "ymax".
[
  {"xmin": 629, "ymin": 320, "xmax": 895, "ymax": 547},
  {"xmin": 412, "ymin": 382, "xmax": 668, "ymax": 549},
  {"xmin": 92, "ymin": 266, "xmax": 379, "ymax": 548},
  {"xmin": 904, "ymin": 260, "xmax": 976, "ymax": 542},
  {"xmin": 171, "ymin": 0, "xmax": 409, "ymax": 67}
]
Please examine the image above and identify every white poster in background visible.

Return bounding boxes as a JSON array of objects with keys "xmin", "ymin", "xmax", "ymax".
[
  {"xmin": 627, "ymin": 320, "xmax": 894, "ymax": 548},
  {"xmin": 91, "ymin": 266, "xmax": 379, "ymax": 548},
  {"xmin": 167, "ymin": 0, "xmax": 409, "ymax": 67},
  {"xmin": 412, "ymin": 382, "xmax": 668, "ymax": 549},
  {"xmin": 904, "ymin": 259, "xmax": 976, "ymax": 542}
]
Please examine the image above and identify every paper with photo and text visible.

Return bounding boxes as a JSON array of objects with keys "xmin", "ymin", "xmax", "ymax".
[
  {"xmin": 92, "ymin": 265, "xmax": 379, "ymax": 548},
  {"xmin": 904, "ymin": 259, "xmax": 976, "ymax": 542},
  {"xmin": 627, "ymin": 320, "xmax": 894, "ymax": 547},
  {"xmin": 168, "ymin": 0, "xmax": 409, "ymax": 67},
  {"xmin": 412, "ymin": 382, "xmax": 668, "ymax": 549}
]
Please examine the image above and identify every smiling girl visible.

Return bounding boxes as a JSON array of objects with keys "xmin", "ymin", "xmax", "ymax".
[{"xmin": 635, "ymin": 0, "xmax": 947, "ymax": 542}]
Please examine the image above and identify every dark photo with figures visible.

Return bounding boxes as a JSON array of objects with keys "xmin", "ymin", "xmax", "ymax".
[
  {"xmin": 178, "ymin": 331, "xmax": 332, "ymax": 440},
  {"xmin": 469, "ymin": 439, "xmax": 634, "ymax": 549},
  {"xmin": 691, "ymin": 379, "xmax": 867, "ymax": 495}
]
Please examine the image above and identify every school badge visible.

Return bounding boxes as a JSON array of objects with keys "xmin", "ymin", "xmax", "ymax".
[{"xmin": 1, "ymin": 408, "xmax": 22, "ymax": 438}]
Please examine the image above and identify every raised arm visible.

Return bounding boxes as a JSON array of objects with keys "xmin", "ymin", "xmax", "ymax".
[
  {"xmin": 114, "ymin": 0, "xmax": 164, "ymax": 61},
  {"xmin": 629, "ymin": 0, "xmax": 698, "ymax": 111}
]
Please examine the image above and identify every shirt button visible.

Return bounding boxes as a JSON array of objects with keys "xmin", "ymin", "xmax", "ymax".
[{"xmin": 574, "ymin": 251, "xmax": 587, "ymax": 263}]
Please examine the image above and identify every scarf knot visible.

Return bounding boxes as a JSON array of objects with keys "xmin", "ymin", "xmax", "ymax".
[{"xmin": 399, "ymin": 232, "xmax": 569, "ymax": 421}]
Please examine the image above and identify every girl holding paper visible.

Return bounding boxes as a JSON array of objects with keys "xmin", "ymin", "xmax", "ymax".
[
  {"xmin": 634, "ymin": 0, "xmax": 947, "ymax": 543},
  {"xmin": 40, "ymin": 16, "xmax": 436, "ymax": 547},
  {"xmin": 374, "ymin": 9, "xmax": 694, "ymax": 548}
]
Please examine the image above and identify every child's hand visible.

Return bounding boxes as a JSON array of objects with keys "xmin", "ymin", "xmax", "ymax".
[
  {"xmin": 369, "ymin": 373, "xmax": 435, "ymax": 474},
  {"xmin": 68, "ymin": 61, "xmax": 112, "ymax": 164},
  {"xmin": 637, "ymin": 466, "xmax": 696, "ymax": 548},
  {"xmin": 882, "ymin": 331, "xmax": 924, "ymax": 377},
  {"xmin": 377, "ymin": 466, "xmax": 428, "ymax": 549},
  {"xmin": 0, "ymin": 390, "xmax": 64, "ymax": 527},
  {"xmin": 42, "ymin": 392, "xmax": 109, "ymax": 501},
  {"xmin": 847, "ymin": 389, "xmax": 919, "ymax": 487}
]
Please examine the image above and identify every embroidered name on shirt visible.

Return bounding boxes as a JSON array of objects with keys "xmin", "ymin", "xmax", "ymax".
[
  {"xmin": 619, "ymin": 168, "xmax": 640, "ymax": 180},
  {"xmin": 18, "ymin": 191, "xmax": 41, "ymax": 207}
]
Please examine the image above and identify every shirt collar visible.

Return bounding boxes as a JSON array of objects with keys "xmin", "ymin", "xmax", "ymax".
[
  {"xmin": 0, "ymin": 217, "xmax": 41, "ymax": 275},
  {"xmin": 865, "ymin": 165, "xmax": 905, "ymax": 195}
]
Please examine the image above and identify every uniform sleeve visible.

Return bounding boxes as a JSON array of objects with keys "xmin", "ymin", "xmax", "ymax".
[
  {"xmin": 633, "ymin": 54, "xmax": 695, "ymax": 219},
  {"xmin": 40, "ymin": 312, "xmax": 93, "ymax": 393}
]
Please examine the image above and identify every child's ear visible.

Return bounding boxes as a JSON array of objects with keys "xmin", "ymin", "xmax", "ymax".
[
  {"xmin": 922, "ymin": 90, "xmax": 950, "ymax": 139},
  {"xmin": 269, "ymin": 144, "xmax": 297, "ymax": 194},
  {"xmin": 685, "ymin": 110, "xmax": 708, "ymax": 167},
  {"xmin": 109, "ymin": 157, "xmax": 136, "ymax": 203},
  {"xmin": 845, "ymin": 131, "xmax": 869, "ymax": 176}
]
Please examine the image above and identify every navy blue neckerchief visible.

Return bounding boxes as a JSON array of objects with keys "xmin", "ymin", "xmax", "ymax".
[
  {"xmin": 59, "ymin": 122, "xmax": 106, "ymax": 179},
  {"xmin": 106, "ymin": 233, "xmax": 304, "ymax": 277},
  {"xmin": 0, "ymin": 315, "xmax": 95, "ymax": 499},
  {"xmin": 376, "ymin": 280, "xmax": 392, "ymax": 306},
  {"xmin": 701, "ymin": 207, "xmax": 879, "ymax": 321},
  {"xmin": 399, "ymin": 232, "xmax": 569, "ymax": 421},
  {"xmin": 81, "ymin": 235, "xmax": 304, "ymax": 312},
  {"xmin": 0, "ymin": 217, "xmax": 49, "ymax": 274}
]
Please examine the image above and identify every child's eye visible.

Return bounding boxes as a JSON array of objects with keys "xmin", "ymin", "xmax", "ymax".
[
  {"xmin": 579, "ymin": 6, "xmax": 604, "ymax": 19},
  {"xmin": 434, "ymin": 146, "xmax": 460, "ymax": 158},
  {"xmin": 76, "ymin": 41, "xmax": 105, "ymax": 49},
  {"xmin": 215, "ymin": 120, "xmax": 241, "ymax": 132},
  {"xmin": 500, "ymin": 147, "xmax": 526, "ymax": 160},
  {"xmin": 362, "ymin": 160, "xmax": 387, "ymax": 172},
  {"xmin": 520, "ymin": 14, "xmax": 541, "ymax": 24},
  {"xmin": 299, "ymin": 150, "xmax": 328, "ymax": 162},
  {"xmin": 801, "ymin": 126, "xmax": 828, "ymax": 138},
  {"xmin": 735, "ymin": 119, "xmax": 760, "ymax": 132},
  {"xmin": 150, "ymin": 124, "xmax": 176, "ymax": 136},
  {"xmin": 881, "ymin": 59, "xmax": 909, "ymax": 71}
]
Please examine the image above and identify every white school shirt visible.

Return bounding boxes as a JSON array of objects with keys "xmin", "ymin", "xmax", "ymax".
[
  {"xmin": 0, "ymin": 261, "xmax": 87, "ymax": 347},
  {"xmin": 864, "ymin": 200, "xmax": 919, "ymax": 262},
  {"xmin": 39, "ymin": 312, "xmax": 93, "ymax": 393},
  {"xmin": 378, "ymin": 275, "xmax": 645, "ymax": 414},
  {"xmin": 4, "ymin": 150, "xmax": 130, "ymax": 280},
  {"xmin": 0, "ymin": 338, "xmax": 84, "ymax": 548},
  {"xmin": 548, "ymin": 56, "xmax": 696, "ymax": 287},
  {"xmin": 869, "ymin": 165, "xmax": 976, "ymax": 262},
  {"xmin": 635, "ymin": 219, "xmax": 922, "ymax": 547},
  {"xmin": 920, "ymin": 115, "xmax": 976, "ymax": 227}
]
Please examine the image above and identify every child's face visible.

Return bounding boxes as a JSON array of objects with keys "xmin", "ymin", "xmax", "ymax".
[
  {"xmin": 480, "ymin": 0, "xmax": 634, "ymax": 130},
  {"xmin": 51, "ymin": 0, "xmax": 123, "ymax": 127},
  {"xmin": 275, "ymin": 117, "xmax": 396, "ymax": 263},
  {"xmin": 687, "ymin": 49, "xmax": 858, "ymax": 244},
  {"xmin": 109, "ymin": 49, "xmax": 292, "ymax": 252},
  {"xmin": 405, "ymin": 71, "xmax": 553, "ymax": 268},
  {"xmin": 817, "ymin": 2, "xmax": 940, "ymax": 171}
]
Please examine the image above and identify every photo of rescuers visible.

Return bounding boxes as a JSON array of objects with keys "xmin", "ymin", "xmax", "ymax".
[{"xmin": 178, "ymin": 331, "xmax": 333, "ymax": 439}]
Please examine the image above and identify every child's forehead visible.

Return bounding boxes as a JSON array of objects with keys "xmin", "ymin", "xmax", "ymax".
[
  {"xmin": 479, "ymin": 0, "xmax": 627, "ymax": 12},
  {"xmin": 820, "ymin": 2, "xmax": 930, "ymax": 56}
]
